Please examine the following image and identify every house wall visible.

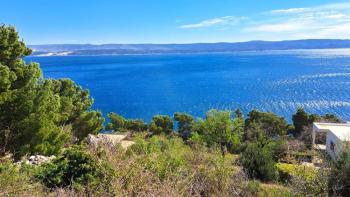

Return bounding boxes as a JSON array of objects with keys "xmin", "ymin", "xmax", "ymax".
[{"xmin": 326, "ymin": 131, "xmax": 342, "ymax": 160}]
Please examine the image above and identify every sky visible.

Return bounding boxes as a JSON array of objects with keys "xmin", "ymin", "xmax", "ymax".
[{"xmin": 2, "ymin": 0, "xmax": 350, "ymax": 44}]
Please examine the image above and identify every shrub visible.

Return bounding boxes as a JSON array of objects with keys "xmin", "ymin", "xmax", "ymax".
[
  {"xmin": 124, "ymin": 134, "xmax": 254, "ymax": 196},
  {"xmin": 0, "ymin": 160, "xmax": 44, "ymax": 196},
  {"xmin": 328, "ymin": 151, "xmax": 350, "ymax": 196},
  {"xmin": 187, "ymin": 155, "xmax": 252, "ymax": 196},
  {"xmin": 276, "ymin": 163, "xmax": 328, "ymax": 196},
  {"xmin": 36, "ymin": 145, "xmax": 114, "ymax": 193},
  {"xmin": 128, "ymin": 135, "xmax": 189, "ymax": 179},
  {"xmin": 247, "ymin": 180, "xmax": 261, "ymax": 195},
  {"xmin": 149, "ymin": 115, "xmax": 174, "ymax": 135},
  {"xmin": 276, "ymin": 163, "xmax": 317, "ymax": 183},
  {"xmin": 240, "ymin": 142, "xmax": 277, "ymax": 181},
  {"xmin": 258, "ymin": 183, "xmax": 293, "ymax": 197},
  {"xmin": 187, "ymin": 132, "xmax": 209, "ymax": 153},
  {"xmin": 264, "ymin": 139, "xmax": 288, "ymax": 162}
]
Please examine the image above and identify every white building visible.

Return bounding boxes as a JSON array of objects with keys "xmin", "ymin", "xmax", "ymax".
[{"xmin": 313, "ymin": 122, "xmax": 350, "ymax": 159}]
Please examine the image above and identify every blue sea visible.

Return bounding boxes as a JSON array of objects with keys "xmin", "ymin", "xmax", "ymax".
[{"xmin": 26, "ymin": 49, "xmax": 350, "ymax": 122}]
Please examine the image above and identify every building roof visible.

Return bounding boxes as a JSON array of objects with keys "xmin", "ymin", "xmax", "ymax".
[{"xmin": 313, "ymin": 122, "xmax": 350, "ymax": 141}]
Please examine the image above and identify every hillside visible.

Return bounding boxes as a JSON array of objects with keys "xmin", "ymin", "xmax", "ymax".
[{"xmin": 29, "ymin": 39, "xmax": 350, "ymax": 56}]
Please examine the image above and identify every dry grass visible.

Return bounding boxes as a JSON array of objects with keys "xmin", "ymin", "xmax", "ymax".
[
  {"xmin": 258, "ymin": 183, "xmax": 293, "ymax": 197},
  {"xmin": 1, "ymin": 135, "xmax": 292, "ymax": 197}
]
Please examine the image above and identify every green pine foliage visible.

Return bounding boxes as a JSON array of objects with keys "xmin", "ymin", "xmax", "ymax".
[
  {"xmin": 245, "ymin": 110, "xmax": 289, "ymax": 138},
  {"xmin": 36, "ymin": 145, "xmax": 114, "ymax": 192},
  {"xmin": 149, "ymin": 115, "xmax": 174, "ymax": 135},
  {"xmin": 240, "ymin": 141, "xmax": 277, "ymax": 181},
  {"xmin": 106, "ymin": 112, "xmax": 147, "ymax": 133},
  {"xmin": 0, "ymin": 25, "xmax": 104, "ymax": 158},
  {"xmin": 292, "ymin": 108, "xmax": 309, "ymax": 136},
  {"xmin": 174, "ymin": 112, "xmax": 194, "ymax": 140}
]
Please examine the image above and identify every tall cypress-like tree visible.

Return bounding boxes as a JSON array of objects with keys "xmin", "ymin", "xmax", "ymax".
[
  {"xmin": 292, "ymin": 108, "xmax": 309, "ymax": 137},
  {"xmin": 229, "ymin": 109, "xmax": 244, "ymax": 153}
]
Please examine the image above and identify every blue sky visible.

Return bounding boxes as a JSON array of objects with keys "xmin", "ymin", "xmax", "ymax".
[{"xmin": 2, "ymin": 0, "xmax": 350, "ymax": 44}]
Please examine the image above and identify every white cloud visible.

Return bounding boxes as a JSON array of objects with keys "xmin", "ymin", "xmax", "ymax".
[
  {"xmin": 247, "ymin": 2, "xmax": 350, "ymax": 39},
  {"xmin": 177, "ymin": 2, "xmax": 350, "ymax": 41},
  {"xmin": 179, "ymin": 16, "xmax": 245, "ymax": 29},
  {"xmin": 248, "ymin": 21, "xmax": 308, "ymax": 33},
  {"xmin": 270, "ymin": 2, "xmax": 350, "ymax": 15},
  {"xmin": 271, "ymin": 8, "xmax": 308, "ymax": 14},
  {"xmin": 317, "ymin": 2, "xmax": 350, "ymax": 10},
  {"xmin": 325, "ymin": 13, "xmax": 347, "ymax": 19}
]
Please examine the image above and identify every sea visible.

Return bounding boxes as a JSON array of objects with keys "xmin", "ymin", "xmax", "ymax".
[{"xmin": 26, "ymin": 49, "xmax": 350, "ymax": 122}]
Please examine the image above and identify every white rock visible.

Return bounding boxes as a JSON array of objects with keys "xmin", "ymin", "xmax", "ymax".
[
  {"xmin": 23, "ymin": 155, "xmax": 56, "ymax": 165},
  {"xmin": 87, "ymin": 133, "xmax": 133, "ymax": 150},
  {"xmin": 120, "ymin": 140, "xmax": 135, "ymax": 149}
]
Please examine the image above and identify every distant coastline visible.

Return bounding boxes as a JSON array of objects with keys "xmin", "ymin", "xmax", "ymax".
[
  {"xmin": 29, "ymin": 39, "xmax": 350, "ymax": 56},
  {"xmin": 28, "ymin": 48, "xmax": 350, "ymax": 57}
]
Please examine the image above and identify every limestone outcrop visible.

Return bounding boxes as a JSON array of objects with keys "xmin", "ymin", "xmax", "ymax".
[
  {"xmin": 87, "ymin": 133, "xmax": 135, "ymax": 149},
  {"xmin": 18, "ymin": 155, "xmax": 56, "ymax": 165}
]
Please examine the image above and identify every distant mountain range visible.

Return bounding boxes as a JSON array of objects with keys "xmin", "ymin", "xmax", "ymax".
[{"xmin": 29, "ymin": 39, "xmax": 350, "ymax": 56}]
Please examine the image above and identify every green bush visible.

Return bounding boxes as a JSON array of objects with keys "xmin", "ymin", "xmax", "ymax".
[
  {"xmin": 128, "ymin": 135, "xmax": 189, "ymax": 180},
  {"xmin": 120, "ymin": 135, "xmax": 253, "ymax": 196},
  {"xmin": 293, "ymin": 150, "xmax": 313, "ymax": 162},
  {"xmin": 276, "ymin": 163, "xmax": 317, "ymax": 183},
  {"xmin": 36, "ymin": 145, "xmax": 114, "ymax": 193},
  {"xmin": 187, "ymin": 131, "xmax": 206, "ymax": 149},
  {"xmin": 264, "ymin": 139, "xmax": 288, "ymax": 161},
  {"xmin": 240, "ymin": 142, "xmax": 277, "ymax": 181},
  {"xmin": 127, "ymin": 134, "xmax": 170, "ymax": 155},
  {"xmin": 258, "ymin": 183, "xmax": 293, "ymax": 197},
  {"xmin": 0, "ymin": 160, "xmax": 43, "ymax": 196},
  {"xmin": 328, "ymin": 151, "xmax": 350, "ymax": 196},
  {"xmin": 276, "ymin": 162, "xmax": 328, "ymax": 196},
  {"xmin": 247, "ymin": 180, "xmax": 261, "ymax": 195},
  {"xmin": 149, "ymin": 115, "xmax": 174, "ymax": 135}
]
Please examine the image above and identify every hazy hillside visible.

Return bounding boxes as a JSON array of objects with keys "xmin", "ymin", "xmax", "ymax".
[{"xmin": 29, "ymin": 39, "xmax": 350, "ymax": 56}]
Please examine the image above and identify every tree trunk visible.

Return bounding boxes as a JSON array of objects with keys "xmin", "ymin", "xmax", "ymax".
[{"xmin": 220, "ymin": 142, "xmax": 225, "ymax": 157}]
